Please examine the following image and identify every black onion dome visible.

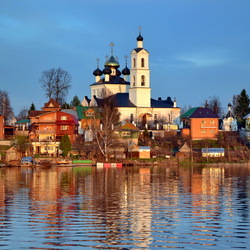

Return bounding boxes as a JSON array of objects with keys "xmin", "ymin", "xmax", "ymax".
[
  {"xmin": 93, "ymin": 67, "xmax": 103, "ymax": 76},
  {"xmin": 105, "ymin": 55, "xmax": 120, "ymax": 68},
  {"xmin": 122, "ymin": 66, "xmax": 130, "ymax": 75},
  {"xmin": 137, "ymin": 34, "xmax": 143, "ymax": 41},
  {"xmin": 103, "ymin": 66, "xmax": 112, "ymax": 75},
  {"xmin": 116, "ymin": 69, "xmax": 121, "ymax": 76}
]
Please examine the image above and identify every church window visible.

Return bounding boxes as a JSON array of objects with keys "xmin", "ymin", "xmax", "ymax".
[
  {"xmin": 133, "ymin": 58, "xmax": 136, "ymax": 68},
  {"xmin": 141, "ymin": 58, "xmax": 145, "ymax": 67},
  {"xmin": 154, "ymin": 114, "xmax": 157, "ymax": 124},
  {"xmin": 133, "ymin": 75, "xmax": 135, "ymax": 86},
  {"xmin": 141, "ymin": 75, "xmax": 145, "ymax": 86}
]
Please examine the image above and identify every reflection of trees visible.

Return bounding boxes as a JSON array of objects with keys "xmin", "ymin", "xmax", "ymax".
[{"xmin": 0, "ymin": 166, "xmax": 250, "ymax": 248}]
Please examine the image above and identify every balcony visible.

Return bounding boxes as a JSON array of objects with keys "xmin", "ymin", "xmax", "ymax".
[
  {"xmin": 35, "ymin": 129, "xmax": 55, "ymax": 134},
  {"xmin": 15, "ymin": 130, "xmax": 29, "ymax": 136},
  {"xmin": 200, "ymin": 125, "xmax": 217, "ymax": 129}
]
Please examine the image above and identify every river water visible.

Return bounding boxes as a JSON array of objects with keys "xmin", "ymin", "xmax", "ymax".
[{"xmin": 0, "ymin": 165, "xmax": 250, "ymax": 249}]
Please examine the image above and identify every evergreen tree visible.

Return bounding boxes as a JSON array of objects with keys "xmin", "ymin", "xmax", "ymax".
[
  {"xmin": 61, "ymin": 102, "xmax": 70, "ymax": 109},
  {"xmin": 70, "ymin": 95, "xmax": 81, "ymax": 106},
  {"xmin": 29, "ymin": 103, "xmax": 36, "ymax": 111},
  {"xmin": 59, "ymin": 135, "xmax": 71, "ymax": 156},
  {"xmin": 233, "ymin": 89, "xmax": 250, "ymax": 126}
]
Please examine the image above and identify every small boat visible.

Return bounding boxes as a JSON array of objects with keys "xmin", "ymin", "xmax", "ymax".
[
  {"xmin": 53, "ymin": 159, "xmax": 72, "ymax": 167},
  {"xmin": 20, "ymin": 157, "xmax": 34, "ymax": 167}
]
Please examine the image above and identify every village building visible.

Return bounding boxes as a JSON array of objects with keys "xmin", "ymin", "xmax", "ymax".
[
  {"xmin": 180, "ymin": 107, "xmax": 220, "ymax": 140},
  {"xmin": 116, "ymin": 122, "xmax": 140, "ymax": 145},
  {"xmin": 242, "ymin": 113, "xmax": 250, "ymax": 141},
  {"xmin": 81, "ymin": 31, "xmax": 181, "ymax": 133},
  {"xmin": 222, "ymin": 103, "xmax": 238, "ymax": 131},
  {"xmin": 15, "ymin": 119, "xmax": 30, "ymax": 136},
  {"xmin": 128, "ymin": 143, "xmax": 151, "ymax": 159},
  {"xmin": 29, "ymin": 99, "xmax": 78, "ymax": 155},
  {"xmin": 5, "ymin": 146, "xmax": 19, "ymax": 162}
]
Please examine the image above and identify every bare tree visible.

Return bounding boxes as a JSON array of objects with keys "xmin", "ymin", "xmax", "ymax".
[
  {"xmin": 39, "ymin": 67, "xmax": 71, "ymax": 105},
  {"xmin": 0, "ymin": 90, "xmax": 14, "ymax": 120},
  {"xmin": 16, "ymin": 107, "xmax": 29, "ymax": 120},
  {"xmin": 73, "ymin": 136, "xmax": 97, "ymax": 159},
  {"xmin": 204, "ymin": 96, "xmax": 222, "ymax": 117},
  {"xmin": 90, "ymin": 90, "xmax": 121, "ymax": 161}
]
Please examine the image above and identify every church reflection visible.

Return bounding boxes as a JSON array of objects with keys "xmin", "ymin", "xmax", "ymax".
[{"xmin": 0, "ymin": 165, "xmax": 250, "ymax": 248}]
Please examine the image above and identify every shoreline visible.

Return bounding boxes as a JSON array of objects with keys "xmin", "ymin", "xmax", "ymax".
[{"xmin": 1, "ymin": 158, "xmax": 250, "ymax": 168}]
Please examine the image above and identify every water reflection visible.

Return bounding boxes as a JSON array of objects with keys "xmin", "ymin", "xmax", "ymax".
[{"xmin": 0, "ymin": 165, "xmax": 250, "ymax": 249}]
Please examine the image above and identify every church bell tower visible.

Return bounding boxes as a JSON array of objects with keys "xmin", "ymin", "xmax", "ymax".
[{"xmin": 129, "ymin": 28, "xmax": 151, "ymax": 107}]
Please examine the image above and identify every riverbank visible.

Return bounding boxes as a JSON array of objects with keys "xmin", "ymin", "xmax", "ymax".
[{"xmin": 1, "ymin": 157, "xmax": 250, "ymax": 167}]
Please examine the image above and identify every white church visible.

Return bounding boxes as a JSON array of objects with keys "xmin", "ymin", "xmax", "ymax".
[{"xmin": 81, "ymin": 30, "xmax": 181, "ymax": 130}]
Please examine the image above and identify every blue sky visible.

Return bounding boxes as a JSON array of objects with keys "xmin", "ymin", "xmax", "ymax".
[{"xmin": 1, "ymin": 0, "xmax": 250, "ymax": 116}]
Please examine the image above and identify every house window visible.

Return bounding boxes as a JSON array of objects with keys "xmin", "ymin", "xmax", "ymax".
[
  {"xmin": 210, "ymin": 120, "xmax": 215, "ymax": 125},
  {"xmin": 61, "ymin": 116, "xmax": 67, "ymax": 120},
  {"xmin": 61, "ymin": 125, "xmax": 69, "ymax": 130},
  {"xmin": 201, "ymin": 120, "xmax": 206, "ymax": 125},
  {"xmin": 210, "ymin": 129, "xmax": 215, "ymax": 134},
  {"xmin": 141, "ymin": 75, "xmax": 145, "ymax": 86},
  {"xmin": 86, "ymin": 112, "xmax": 94, "ymax": 116},
  {"xmin": 45, "ymin": 146, "xmax": 53, "ymax": 151},
  {"xmin": 141, "ymin": 58, "xmax": 145, "ymax": 67},
  {"xmin": 122, "ymin": 131, "xmax": 131, "ymax": 137},
  {"xmin": 133, "ymin": 58, "xmax": 136, "ymax": 68},
  {"xmin": 202, "ymin": 129, "xmax": 206, "ymax": 134}
]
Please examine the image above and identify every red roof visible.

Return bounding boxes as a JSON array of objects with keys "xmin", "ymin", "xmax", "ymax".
[
  {"xmin": 44, "ymin": 98, "xmax": 60, "ymax": 108},
  {"xmin": 119, "ymin": 122, "xmax": 139, "ymax": 131}
]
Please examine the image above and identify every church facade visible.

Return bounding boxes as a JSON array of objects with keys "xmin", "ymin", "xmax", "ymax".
[{"xmin": 82, "ymin": 31, "xmax": 180, "ymax": 130}]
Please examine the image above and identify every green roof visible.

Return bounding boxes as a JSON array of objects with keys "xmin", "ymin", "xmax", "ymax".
[
  {"xmin": 76, "ymin": 106, "xmax": 101, "ymax": 119},
  {"xmin": 16, "ymin": 119, "xmax": 30, "ymax": 124},
  {"xmin": 180, "ymin": 107, "xmax": 199, "ymax": 119}
]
